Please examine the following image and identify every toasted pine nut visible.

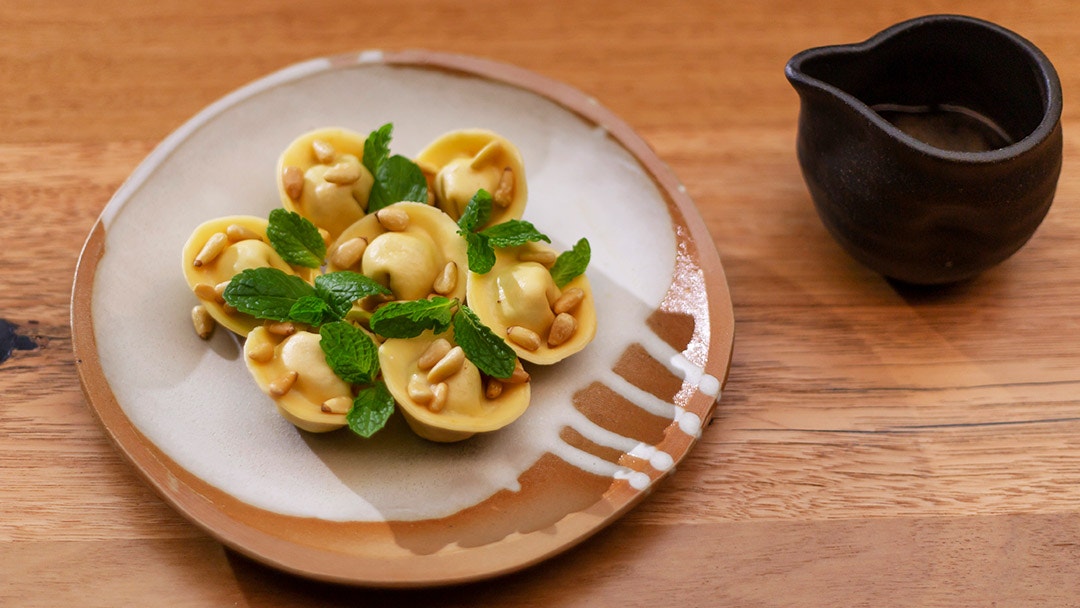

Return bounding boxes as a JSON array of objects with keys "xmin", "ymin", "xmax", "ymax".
[
  {"xmin": 193, "ymin": 232, "xmax": 229, "ymax": 267},
  {"xmin": 553, "ymin": 287, "xmax": 584, "ymax": 314},
  {"xmin": 191, "ymin": 305, "xmax": 215, "ymax": 339},
  {"xmin": 504, "ymin": 359, "xmax": 530, "ymax": 384},
  {"xmin": 323, "ymin": 161, "xmax": 361, "ymax": 185},
  {"xmin": 547, "ymin": 312, "xmax": 578, "ymax": 347},
  {"xmin": 417, "ymin": 338, "xmax": 452, "ymax": 370},
  {"xmin": 214, "ymin": 281, "xmax": 230, "ymax": 299},
  {"xmin": 222, "ymin": 303, "xmax": 238, "ymax": 315},
  {"xmin": 226, "ymin": 224, "xmax": 261, "ymax": 242},
  {"xmin": 432, "ymin": 261, "xmax": 458, "ymax": 295},
  {"xmin": 429, "ymin": 382, "xmax": 448, "ymax": 412},
  {"xmin": 376, "ymin": 207, "xmax": 410, "ymax": 231},
  {"xmin": 507, "ymin": 326, "xmax": 541, "ymax": 351},
  {"xmin": 246, "ymin": 340, "xmax": 274, "ymax": 363},
  {"xmin": 282, "ymin": 165, "xmax": 304, "ymax": 201},
  {"xmin": 193, "ymin": 282, "xmax": 218, "ymax": 302},
  {"xmin": 269, "ymin": 371, "xmax": 298, "ymax": 397},
  {"xmin": 485, "ymin": 378, "xmax": 504, "ymax": 400},
  {"xmin": 493, "ymin": 167, "xmax": 514, "ymax": 207},
  {"xmin": 330, "ymin": 237, "xmax": 367, "ymax": 269},
  {"xmin": 312, "ymin": 139, "xmax": 335, "ymax": 164},
  {"xmin": 518, "ymin": 249, "xmax": 557, "ymax": 267},
  {"xmin": 427, "ymin": 346, "xmax": 465, "ymax": 383},
  {"xmin": 322, "ymin": 396, "xmax": 353, "ymax": 414},
  {"xmin": 266, "ymin": 321, "xmax": 297, "ymax": 336},
  {"xmin": 407, "ymin": 374, "xmax": 433, "ymax": 404}
]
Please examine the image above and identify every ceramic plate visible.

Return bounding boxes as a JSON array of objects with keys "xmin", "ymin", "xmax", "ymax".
[{"xmin": 71, "ymin": 50, "xmax": 734, "ymax": 587}]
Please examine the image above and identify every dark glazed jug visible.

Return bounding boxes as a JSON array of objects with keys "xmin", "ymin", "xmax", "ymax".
[{"xmin": 786, "ymin": 14, "xmax": 1063, "ymax": 284}]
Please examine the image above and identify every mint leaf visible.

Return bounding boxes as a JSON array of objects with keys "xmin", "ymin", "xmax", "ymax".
[
  {"xmin": 266, "ymin": 208, "xmax": 326, "ymax": 268},
  {"xmin": 362, "ymin": 123, "xmax": 393, "ymax": 175},
  {"xmin": 222, "ymin": 267, "xmax": 316, "ymax": 322},
  {"xmin": 457, "ymin": 189, "xmax": 493, "ymax": 232},
  {"xmin": 480, "ymin": 220, "xmax": 551, "ymax": 248},
  {"xmin": 289, "ymin": 295, "xmax": 333, "ymax": 326},
  {"xmin": 460, "ymin": 230, "xmax": 496, "ymax": 274},
  {"xmin": 319, "ymin": 321, "xmax": 379, "ymax": 384},
  {"xmin": 347, "ymin": 382, "xmax": 396, "ymax": 438},
  {"xmin": 369, "ymin": 297, "xmax": 456, "ymax": 339},
  {"xmin": 550, "ymin": 238, "xmax": 591, "ymax": 288},
  {"xmin": 368, "ymin": 155, "xmax": 428, "ymax": 213},
  {"xmin": 452, "ymin": 304, "xmax": 516, "ymax": 379},
  {"xmin": 315, "ymin": 271, "xmax": 392, "ymax": 320}
]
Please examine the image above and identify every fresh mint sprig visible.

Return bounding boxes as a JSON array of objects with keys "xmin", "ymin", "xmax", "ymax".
[
  {"xmin": 367, "ymin": 296, "xmax": 517, "ymax": 380},
  {"xmin": 222, "ymin": 267, "xmax": 388, "ymax": 325},
  {"xmin": 266, "ymin": 208, "xmax": 326, "ymax": 268},
  {"xmin": 347, "ymin": 382, "xmax": 396, "ymax": 438},
  {"xmin": 319, "ymin": 321, "xmax": 380, "ymax": 385},
  {"xmin": 368, "ymin": 296, "xmax": 457, "ymax": 339},
  {"xmin": 456, "ymin": 189, "xmax": 552, "ymax": 274},
  {"xmin": 452, "ymin": 304, "xmax": 516, "ymax": 379},
  {"xmin": 361, "ymin": 123, "xmax": 428, "ymax": 213},
  {"xmin": 223, "ymin": 267, "xmax": 317, "ymax": 322},
  {"xmin": 550, "ymin": 238, "xmax": 591, "ymax": 287}
]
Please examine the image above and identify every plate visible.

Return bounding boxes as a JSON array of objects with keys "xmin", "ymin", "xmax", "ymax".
[{"xmin": 71, "ymin": 50, "xmax": 734, "ymax": 587}]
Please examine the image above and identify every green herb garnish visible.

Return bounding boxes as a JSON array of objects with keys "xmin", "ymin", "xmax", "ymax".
[
  {"xmin": 550, "ymin": 237, "xmax": 591, "ymax": 288},
  {"xmin": 368, "ymin": 296, "xmax": 457, "ymax": 339},
  {"xmin": 347, "ymin": 382, "xmax": 396, "ymax": 438},
  {"xmin": 222, "ymin": 267, "xmax": 317, "ymax": 322},
  {"xmin": 360, "ymin": 123, "xmax": 428, "ymax": 213},
  {"xmin": 362, "ymin": 123, "xmax": 394, "ymax": 175},
  {"xmin": 266, "ymin": 208, "xmax": 326, "ymax": 268},
  {"xmin": 452, "ymin": 304, "xmax": 517, "ymax": 379},
  {"xmin": 457, "ymin": 189, "xmax": 493, "ymax": 232},
  {"xmin": 314, "ymin": 271, "xmax": 391, "ymax": 320},
  {"xmin": 319, "ymin": 321, "xmax": 380, "ymax": 385},
  {"xmin": 481, "ymin": 219, "xmax": 551, "ymax": 248},
  {"xmin": 288, "ymin": 295, "xmax": 335, "ymax": 326}
]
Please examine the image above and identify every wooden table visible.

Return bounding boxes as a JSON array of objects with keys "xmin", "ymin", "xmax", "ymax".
[{"xmin": 4, "ymin": 0, "xmax": 1080, "ymax": 605}]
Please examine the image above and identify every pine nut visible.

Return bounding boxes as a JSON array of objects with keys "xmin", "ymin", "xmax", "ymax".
[
  {"xmin": 507, "ymin": 326, "xmax": 541, "ymax": 351},
  {"xmin": 427, "ymin": 346, "xmax": 465, "ymax": 383},
  {"xmin": 547, "ymin": 312, "xmax": 577, "ymax": 347},
  {"xmin": 429, "ymin": 382, "xmax": 448, "ymax": 412},
  {"xmin": 417, "ymin": 338, "xmax": 452, "ymax": 370},
  {"xmin": 282, "ymin": 165, "xmax": 304, "ymax": 201},
  {"xmin": 312, "ymin": 139, "xmax": 335, "ymax": 164},
  {"xmin": 376, "ymin": 207, "xmax": 410, "ymax": 231},
  {"xmin": 246, "ymin": 340, "xmax": 274, "ymax": 363},
  {"xmin": 485, "ymin": 378, "xmax": 503, "ymax": 400},
  {"xmin": 193, "ymin": 282, "xmax": 218, "ymax": 302},
  {"xmin": 330, "ymin": 237, "xmax": 367, "ymax": 269},
  {"xmin": 407, "ymin": 374, "xmax": 433, "ymax": 404},
  {"xmin": 432, "ymin": 261, "xmax": 458, "ymax": 295},
  {"xmin": 323, "ymin": 161, "xmax": 361, "ymax": 185},
  {"xmin": 493, "ymin": 167, "xmax": 514, "ymax": 207},
  {"xmin": 553, "ymin": 287, "xmax": 584, "ymax": 314},
  {"xmin": 504, "ymin": 358, "xmax": 530, "ymax": 384},
  {"xmin": 214, "ymin": 281, "xmax": 230, "ymax": 300},
  {"xmin": 193, "ymin": 232, "xmax": 228, "ymax": 267},
  {"xmin": 222, "ymin": 303, "xmax": 238, "ymax": 315},
  {"xmin": 269, "ymin": 371, "xmax": 299, "ymax": 397},
  {"xmin": 226, "ymin": 224, "xmax": 261, "ymax": 242},
  {"xmin": 517, "ymin": 249, "xmax": 556, "ymax": 267},
  {"xmin": 321, "ymin": 396, "xmax": 352, "ymax": 414},
  {"xmin": 266, "ymin": 321, "xmax": 296, "ymax": 336},
  {"xmin": 191, "ymin": 305, "xmax": 215, "ymax": 339}
]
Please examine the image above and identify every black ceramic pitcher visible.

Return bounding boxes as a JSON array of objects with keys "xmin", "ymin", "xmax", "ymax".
[{"xmin": 786, "ymin": 14, "xmax": 1063, "ymax": 285}]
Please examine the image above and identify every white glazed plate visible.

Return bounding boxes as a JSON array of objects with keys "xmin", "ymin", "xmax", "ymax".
[{"xmin": 71, "ymin": 50, "xmax": 734, "ymax": 587}]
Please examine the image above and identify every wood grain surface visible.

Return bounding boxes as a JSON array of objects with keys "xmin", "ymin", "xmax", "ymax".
[{"xmin": 3, "ymin": 0, "xmax": 1080, "ymax": 605}]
